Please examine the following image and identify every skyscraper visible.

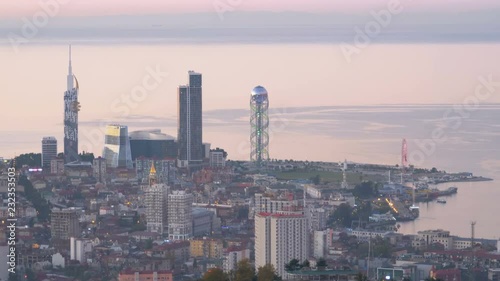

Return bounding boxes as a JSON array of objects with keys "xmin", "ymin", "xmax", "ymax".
[
  {"xmin": 145, "ymin": 163, "xmax": 169, "ymax": 235},
  {"xmin": 64, "ymin": 45, "xmax": 80, "ymax": 164},
  {"xmin": 103, "ymin": 125, "xmax": 133, "ymax": 169},
  {"xmin": 41, "ymin": 137, "xmax": 57, "ymax": 168},
  {"xmin": 250, "ymin": 86, "xmax": 269, "ymax": 167},
  {"xmin": 177, "ymin": 71, "xmax": 203, "ymax": 167}
]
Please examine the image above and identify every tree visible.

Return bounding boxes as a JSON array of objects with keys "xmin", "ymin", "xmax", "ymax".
[
  {"xmin": 352, "ymin": 181, "xmax": 379, "ymax": 199},
  {"xmin": 235, "ymin": 259, "xmax": 255, "ymax": 281},
  {"xmin": 257, "ymin": 264, "xmax": 281, "ymax": 281},
  {"xmin": 79, "ymin": 152, "xmax": 95, "ymax": 162},
  {"xmin": 14, "ymin": 153, "xmax": 41, "ymax": 168},
  {"xmin": 329, "ymin": 203, "xmax": 353, "ymax": 227},
  {"xmin": 316, "ymin": 258, "xmax": 327, "ymax": 268},
  {"xmin": 202, "ymin": 268, "xmax": 228, "ymax": 281},
  {"xmin": 430, "ymin": 167, "xmax": 438, "ymax": 173},
  {"xmin": 310, "ymin": 175, "xmax": 321, "ymax": 185},
  {"xmin": 285, "ymin": 259, "xmax": 300, "ymax": 272},
  {"xmin": 355, "ymin": 273, "xmax": 368, "ymax": 281},
  {"xmin": 301, "ymin": 260, "xmax": 310, "ymax": 269}
]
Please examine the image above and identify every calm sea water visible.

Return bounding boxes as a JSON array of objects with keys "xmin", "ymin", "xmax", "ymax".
[{"xmin": 1, "ymin": 43, "xmax": 500, "ymax": 237}]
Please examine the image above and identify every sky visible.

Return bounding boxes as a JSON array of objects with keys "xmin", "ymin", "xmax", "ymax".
[
  {"xmin": 1, "ymin": 1, "xmax": 500, "ymax": 162},
  {"xmin": 1, "ymin": 0, "xmax": 500, "ymax": 18},
  {"xmin": 0, "ymin": 0, "xmax": 500, "ymax": 19}
]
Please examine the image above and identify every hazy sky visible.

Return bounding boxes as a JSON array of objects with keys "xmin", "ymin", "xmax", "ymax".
[{"xmin": 1, "ymin": 0, "xmax": 500, "ymax": 18}]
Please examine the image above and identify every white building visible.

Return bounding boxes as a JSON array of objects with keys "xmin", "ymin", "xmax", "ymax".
[
  {"xmin": 52, "ymin": 253, "xmax": 65, "ymax": 268},
  {"xmin": 145, "ymin": 184, "xmax": 169, "ymax": 235},
  {"xmin": 313, "ymin": 230, "xmax": 326, "ymax": 259},
  {"xmin": 223, "ymin": 246, "xmax": 251, "ymax": 273},
  {"xmin": 70, "ymin": 237, "xmax": 93, "ymax": 263},
  {"xmin": 42, "ymin": 137, "xmax": 58, "ymax": 168},
  {"xmin": 168, "ymin": 190, "xmax": 193, "ymax": 240},
  {"xmin": 349, "ymin": 230, "xmax": 392, "ymax": 242},
  {"xmin": 253, "ymin": 193, "xmax": 299, "ymax": 216},
  {"xmin": 255, "ymin": 212, "xmax": 308, "ymax": 279},
  {"xmin": 51, "ymin": 158, "xmax": 65, "ymax": 175},
  {"xmin": 209, "ymin": 149, "xmax": 226, "ymax": 168},
  {"xmin": 306, "ymin": 207, "xmax": 327, "ymax": 231}
]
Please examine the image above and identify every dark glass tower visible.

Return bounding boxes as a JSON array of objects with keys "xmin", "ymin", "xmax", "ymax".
[
  {"xmin": 178, "ymin": 71, "xmax": 203, "ymax": 165},
  {"xmin": 64, "ymin": 45, "xmax": 80, "ymax": 164}
]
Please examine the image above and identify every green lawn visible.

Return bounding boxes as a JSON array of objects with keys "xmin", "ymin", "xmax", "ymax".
[{"xmin": 271, "ymin": 170, "xmax": 385, "ymax": 185}]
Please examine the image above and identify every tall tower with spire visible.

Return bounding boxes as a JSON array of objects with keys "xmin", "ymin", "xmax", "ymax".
[{"xmin": 64, "ymin": 45, "xmax": 80, "ymax": 163}]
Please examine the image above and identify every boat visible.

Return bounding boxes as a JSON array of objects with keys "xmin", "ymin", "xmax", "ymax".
[{"xmin": 437, "ymin": 199, "xmax": 447, "ymax": 203}]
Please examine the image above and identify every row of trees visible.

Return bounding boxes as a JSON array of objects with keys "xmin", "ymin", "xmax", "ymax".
[
  {"xmin": 201, "ymin": 260, "xmax": 281, "ymax": 281},
  {"xmin": 19, "ymin": 175, "xmax": 51, "ymax": 222},
  {"xmin": 13, "ymin": 152, "xmax": 95, "ymax": 168}
]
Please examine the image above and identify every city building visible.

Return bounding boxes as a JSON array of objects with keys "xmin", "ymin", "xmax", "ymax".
[
  {"xmin": 103, "ymin": 124, "xmax": 133, "ymax": 169},
  {"xmin": 136, "ymin": 157, "xmax": 176, "ymax": 185},
  {"xmin": 255, "ymin": 212, "xmax": 308, "ymax": 279},
  {"xmin": 64, "ymin": 45, "xmax": 80, "ymax": 163},
  {"xmin": 192, "ymin": 208, "xmax": 215, "ymax": 237},
  {"xmin": 41, "ymin": 137, "xmax": 57, "ymax": 168},
  {"xmin": 412, "ymin": 229, "xmax": 482, "ymax": 250},
  {"xmin": 118, "ymin": 270, "xmax": 173, "ymax": 281},
  {"xmin": 51, "ymin": 208, "xmax": 81, "ymax": 240},
  {"xmin": 209, "ymin": 148, "xmax": 227, "ymax": 168},
  {"xmin": 129, "ymin": 129, "xmax": 177, "ymax": 160},
  {"xmin": 190, "ymin": 237, "xmax": 223, "ymax": 259},
  {"xmin": 177, "ymin": 71, "xmax": 203, "ymax": 167},
  {"xmin": 306, "ymin": 207, "xmax": 327, "ymax": 231},
  {"xmin": 51, "ymin": 158, "xmax": 65, "ymax": 175},
  {"xmin": 70, "ymin": 237, "xmax": 93, "ymax": 263},
  {"xmin": 168, "ymin": 190, "xmax": 193, "ymax": 240},
  {"xmin": 145, "ymin": 164, "xmax": 169, "ymax": 235},
  {"xmin": 313, "ymin": 230, "xmax": 326, "ymax": 258},
  {"xmin": 253, "ymin": 193, "xmax": 299, "ymax": 217},
  {"xmin": 202, "ymin": 143, "xmax": 211, "ymax": 159},
  {"xmin": 250, "ymin": 85, "xmax": 270, "ymax": 167},
  {"xmin": 93, "ymin": 156, "xmax": 106, "ymax": 183},
  {"xmin": 223, "ymin": 245, "xmax": 251, "ymax": 273}
]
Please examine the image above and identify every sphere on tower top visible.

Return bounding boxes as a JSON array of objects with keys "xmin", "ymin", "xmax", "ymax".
[
  {"xmin": 251, "ymin": 86, "xmax": 268, "ymax": 97},
  {"xmin": 251, "ymin": 86, "xmax": 268, "ymax": 104}
]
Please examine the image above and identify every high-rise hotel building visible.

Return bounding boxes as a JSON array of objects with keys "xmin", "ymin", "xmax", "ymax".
[
  {"xmin": 255, "ymin": 212, "xmax": 308, "ymax": 279},
  {"xmin": 103, "ymin": 125, "xmax": 133, "ymax": 169},
  {"xmin": 177, "ymin": 71, "xmax": 203, "ymax": 167},
  {"xmin": 145, "ymin": 163, "xmax": 169, "ymax": 235},
  {"xmin": 41, "ymin": 137, "xmax": 57, "ymax": 168}
]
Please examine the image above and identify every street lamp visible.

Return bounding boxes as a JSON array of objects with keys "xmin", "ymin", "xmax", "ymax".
[{"xmin": 385, "ymin": 276, "xmax": 391, "ymax": 280}]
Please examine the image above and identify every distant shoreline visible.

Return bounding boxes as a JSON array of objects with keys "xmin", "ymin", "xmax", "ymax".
[{"xmin": 435, "ymin": 177, "xmax": 493, "ymax": 184}]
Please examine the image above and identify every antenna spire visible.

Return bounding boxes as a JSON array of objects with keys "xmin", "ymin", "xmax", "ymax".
[{"xmin": 67, "ymin": 44, "xmax": 74, "ymax": 91}]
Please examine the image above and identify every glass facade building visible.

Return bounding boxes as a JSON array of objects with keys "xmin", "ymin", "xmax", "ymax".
[
  {"xmin": 178, "ymin": 71, "xmax": 203, "ymax": 165},
  {"xmin": 103, "ymin": 125, "xmax": 133, "ymax": 169},
  {"xmin": 42, "ymin": 137, "xmax": 58, "ymax": 168}
]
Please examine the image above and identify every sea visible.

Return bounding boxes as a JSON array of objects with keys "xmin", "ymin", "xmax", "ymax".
[{"xmin": 1, "ymin": 35, "xmax": 499, "ymax": 238}]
